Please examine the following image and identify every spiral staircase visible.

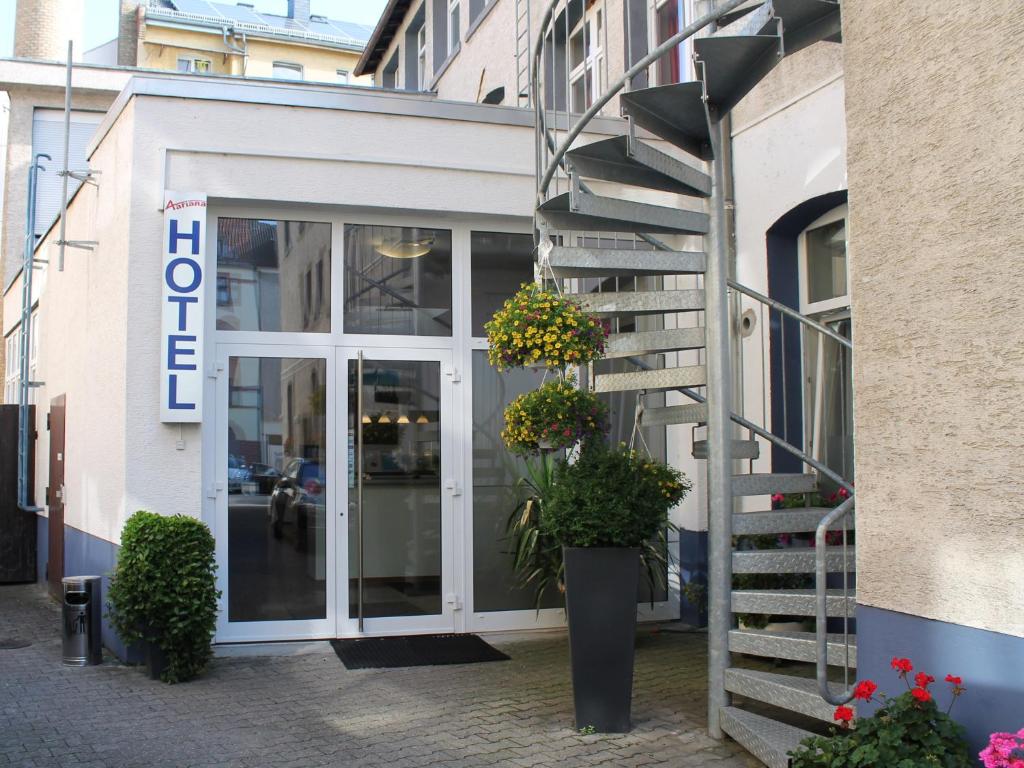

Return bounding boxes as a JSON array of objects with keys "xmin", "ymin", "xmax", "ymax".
[{"xmin": 532, "ymin": 1, "xmax": 855, "ymax": 766}]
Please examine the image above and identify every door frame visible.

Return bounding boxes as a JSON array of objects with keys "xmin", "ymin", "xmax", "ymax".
[
  {"xmin": 335, "ymin": 346, "xmax": 460, "ymax": 638},
  {"xmin": 212, "ymin": 343, "xmax": 338, "ymax": 643}
]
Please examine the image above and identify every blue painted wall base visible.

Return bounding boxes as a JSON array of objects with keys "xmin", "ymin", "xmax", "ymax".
[
  {"xmin": 36, "ymin": 515, "xmax": 142, "ymax": 663},
  {"xmin": 857, "ymin": 604, "xmax": 1024, "ymax": 758},
  {"xmin": 679, "ymin": 529, "xmax": 708, "ymax": 628}
]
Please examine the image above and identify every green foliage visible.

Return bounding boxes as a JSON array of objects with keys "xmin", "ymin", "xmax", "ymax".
[
  {"xmin": 541, "ymin": 442, "xmax": 690, "ymax": 548},
  {"xmin": 107, "ymin": 510, "xmax": 220, "ymax": 683},
  {"xmin": 502, "ymin": 377, "xmax": 609, "ymax": 455},
  {"xmin": 790, "ymin": 691, "xmax": 971, "ymax": 768},
  {"xmin": 506, "ymin": 454, "xmax": 565, "ymax": 606}
]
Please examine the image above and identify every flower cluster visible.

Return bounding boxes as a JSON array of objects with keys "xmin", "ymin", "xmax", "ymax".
[
  {"xmin": 832, "ymin": 657, "xmax": 966, "ymax": 728},
  {"xmin": 501, "ymin": 377, "xmax": 608, "ymax": 456},
  {"xmin": 633, "ymin": 447, "xmax": 690, "ymax": 505},
  {"xmin": 980, "ymin": 729, "xmax": 1024, "ymax": 768},
  {"xmin": 485, "ymin": 283, "xmax": 608, "ymax": 370}
]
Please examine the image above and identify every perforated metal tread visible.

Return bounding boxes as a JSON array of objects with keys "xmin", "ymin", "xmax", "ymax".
[
  {"xmin": 733, "ymin": 546, "xmax": 854, "ymax": 573},
  {"xmin": 731, "ymin": 588, "xmax": 855, "ymax": 617},
  {"xmin": 733, "ymin": 507, "xmax": 854, "ymax": 535},
  {"xmin": 594, "ymin": 365, "xmax": 707, "ymax": 394},
  {"xmin": 729, "ymin": 628, "xmax": 857, "ymax": 666},
  {"xmin": 544, "ymin": 245, "xmax": 706, "ymax": 277},
  {"xmin": 566, "ymin": 135, "xmax": 712, "ymax": 197},
  {"xmin": 604, "ymin": 327, "xmax": 706, "ymax": 358},
  {"xmin": 576, "ymin": 289, "xmax": 705, "ymax": 317},
  {"xmin": 724, "ymin": 668, "xmax": 839, "ymax": 722},
  {"xmin": 619, "ymin": 81, "xmax": 713, "ymax": 160},
  {"xmin": 537, "ymin": 191, "xmax": 710, "ymax": 235},
  {"xmin": 719, "ymin": 705, "xmax": 812, "ymax": 768}
]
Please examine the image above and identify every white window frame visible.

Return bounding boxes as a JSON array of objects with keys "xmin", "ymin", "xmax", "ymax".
[
  {"xmin": 798, "ymin": 204, "xmax": 850, "ymax": 317},
  {"xmin": 336, "ymin": 69, "xmax": 350, "ymax": 84},
  {"xmin": 417, "ymin": 24, "xmax": 428, "ymax": 90},
  {"xmin": 649, "ymin": 0, "xmax": 694, "ymax": 85},
  {"xmin": 177, "ymin": 56, "xmax": 212, "ymax": 74},
  {"xmin": 4, "ymin": 331, "xmax": 18, "ymax": 404},
  {"xmin": 568, "ymin": 8, "xmax": 604, "ymax": 113},
  {"xmin": 272, "ymin": 61, "xmax": 304, "ymax": 80},
  {"xmin": 447, "ymin": 0, "xmax": 461, "ymax": 56}
]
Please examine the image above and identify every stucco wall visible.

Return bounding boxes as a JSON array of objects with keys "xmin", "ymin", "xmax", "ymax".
[{"xmin": 843, "ymin": 1, "xmax": 1024, "ymax": 637}]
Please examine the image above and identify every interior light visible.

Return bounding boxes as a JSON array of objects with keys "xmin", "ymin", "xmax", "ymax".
[
  {"xmin": 361, "ymin": 414, "xmax": 372, "ymax": 424},
  {"xmin": 396, "ymin": 414, "xmax": 410, "ymax": 424},
  {"xmin": 416, "ymin": 414, "xmax": 429, "ymax": 424},
  {"xmin": 378, "ymin": 414, "xmax": 391, "ymax": 424},
  {"xmin": 374, "ymin": 234, "xmax": 435, "ymax": 259}
]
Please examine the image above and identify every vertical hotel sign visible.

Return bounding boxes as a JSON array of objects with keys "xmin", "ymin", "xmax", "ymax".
[{"xmin": 160, "ymin": 192, "xmax": 207, "ymax": 422}]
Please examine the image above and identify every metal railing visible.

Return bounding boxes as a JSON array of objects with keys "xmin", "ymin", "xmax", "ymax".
[{"xmin": 530, "ymin": 0, "xmax": 856, "ymax": 712}]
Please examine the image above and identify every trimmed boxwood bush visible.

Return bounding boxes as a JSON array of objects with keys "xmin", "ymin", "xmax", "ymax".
[{"xmin": 107, "ymin": 510, "xmax": 219, "ymax": 683}]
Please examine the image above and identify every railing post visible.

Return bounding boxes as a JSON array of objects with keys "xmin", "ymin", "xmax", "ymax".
[{"xmin": 705, "ymin": 108, "xmax": 734, "ymax": 739}]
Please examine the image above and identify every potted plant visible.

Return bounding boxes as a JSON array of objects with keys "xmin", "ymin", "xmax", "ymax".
[
  {"xmin": 484, "ymin": 282, "xmax": 608, "ymax": 371},
  {"xmin": 502, "ymin": 376, "xmax": 608, "ymax": 455},
  {"xmin": 790, "ymin": 658, "xmax": 970, "ymax": 767},
  {"xmin": 540, "ymin": 441, "xmax": 690, "ymax": 732},
  {"xmin": 107, "ymin": 510, "xmax": 220, "ymax": 683}
]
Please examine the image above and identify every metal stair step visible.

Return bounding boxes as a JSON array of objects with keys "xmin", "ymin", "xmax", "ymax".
[
  {"xmin": 619, "ymin": 81, "xmax": 713, "ymax": 160},
  {"xmin": 725, "ymin": 668, "xmax": 841, "ymax": 722},
  {"xmin": 729, "ymin": 628, "xmax": 857, "ymax": 667},
  {"xmin": 772, "ymin": 0, "xmax": 842, "ymax": 55},
  {"xmin": 577, "ymin": 289, "xmax": 705, "ymax": 318},
  {"xmin": 537, "ymin": 191, "xmax": 709, "ymax": 235},
  {"xmin": 594, "ymin": 365, "xmax": 706, "ymax": 394},
  {"xmin": 733, "ymin": 546, "xmax": 853, "ymax": 574},
  {"xmin": 604, "ymin": 327, "xmax": 706, "ymax": 358},
  {"xmin": 544, "ymin": 245, "xmax": 706, "ymax": 277},
  {"xmin": 732, "ymin": 588, "xmax": 855, "ymax": 617},
  {"xmin": 732, "ymin": 473, "xmax": 817, "ymax": 496},
  {"xmin": 565, "ymin": 135, "xmax": 712, "ymax": 197},
  {"xmin": 695, "ymin": 28, "xmax": 783, "ymax": 115},
  {"xmin": 733, "ymin": 507, "xmax": 854, "ymax": 535},
  {"xmin": 693, "ymin": 439, "xmax": 759, "ymax": 460},
  {"xmin": 639, "ymin": 403, "xmax": 707, "ymax": 426},
  {"xmin": 717, "ymin": 0, "xmax": 767, "ymax": 28},
  {"xmin": 719, "ymin": 705, "xmax": 813, "ymax": 768}
]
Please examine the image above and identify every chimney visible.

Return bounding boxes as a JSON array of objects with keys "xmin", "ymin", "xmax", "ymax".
[
  {"xmin": 287, "ymin": 0, "xmax": 311, "ymax": 21},
  {"xmin": 117, "ymin": 0, "xmax": 140, "ymax": 66},
  {"xmin": 13, "ymin": 0, "xmax": 84, "ymax": 61}
]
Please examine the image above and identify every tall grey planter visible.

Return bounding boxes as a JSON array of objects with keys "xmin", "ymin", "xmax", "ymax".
[{"xmin": 563, "ymin": 546, "xmax": 640, "ymax": 733}]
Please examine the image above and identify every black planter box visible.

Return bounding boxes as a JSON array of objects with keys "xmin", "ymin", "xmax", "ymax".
[{"xmin": 563, "ymin": 546, "xmax": 640, "ymax": 733}]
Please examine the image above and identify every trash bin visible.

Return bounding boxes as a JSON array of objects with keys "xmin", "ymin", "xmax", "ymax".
[{"xmin": 62, "ymin": 576, "xmax": 102, "ymax": 666}]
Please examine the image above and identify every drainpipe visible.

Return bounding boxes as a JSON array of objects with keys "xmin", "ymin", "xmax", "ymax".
[{"xmin": 221, "ymin": 26, "xmax": 248, "ymax": 75}]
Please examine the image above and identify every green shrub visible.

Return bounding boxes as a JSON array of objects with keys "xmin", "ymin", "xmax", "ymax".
[
  {"xmin": 541, "ymin": 441, "xmax": 690, "ymax": 548},
  {"xmin": 107, "ymin": 510, "xmax": 220, "ymax": 683}
]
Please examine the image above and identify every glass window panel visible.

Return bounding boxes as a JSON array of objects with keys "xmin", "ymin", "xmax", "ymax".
[
  {"xmin": 805, "ymin": 219, "xmax": 847, "ymax": 304},
  {"xmin": 344, "ymin": 224, "xmax": 453, "ymax": 337},
  {"xmin": 216, "ymin": 218, "xmax": 331, "ymax": 333},
  {"xmin": 471, "ymin": 352, "xmax": 563, "ymax": 612},
  {"xmin": 227, "ymin": 356, "xmax": 327, "ymax": 622},
  {"xmin": 470, "ymin": 231, "xmax": 535, "ymax": 336},
  {"xmin": 349, "ymin": 359, "xmax": 443, "ymax": 618}
]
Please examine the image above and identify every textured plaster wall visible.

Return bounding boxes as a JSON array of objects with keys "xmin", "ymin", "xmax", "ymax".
[{"xmin": 843, "ymin": 1, "xmax": 1024, "ymax": 637}]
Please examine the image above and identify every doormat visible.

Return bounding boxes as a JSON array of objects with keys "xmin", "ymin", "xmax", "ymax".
[{"xmin": 330, "ymin": 634, "xmax": 510, "ymax": 669}]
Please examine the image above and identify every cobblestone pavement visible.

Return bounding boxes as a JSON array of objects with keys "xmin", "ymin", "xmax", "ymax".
[{"xmin": 0, "ymin": 584, "xmax": 759, "ymax": 768}]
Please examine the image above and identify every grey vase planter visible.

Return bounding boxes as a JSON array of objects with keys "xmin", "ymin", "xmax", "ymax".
[{"xmin": 562, "ymin": 546, "xmax": 640, "ymax": 733}]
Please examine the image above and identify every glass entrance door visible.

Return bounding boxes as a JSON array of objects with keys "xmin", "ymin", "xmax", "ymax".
[{"xmin": 338, "ymin": 349, "xmax": 457, "ymax": 636}]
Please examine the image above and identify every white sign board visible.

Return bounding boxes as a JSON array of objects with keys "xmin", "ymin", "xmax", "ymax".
[{"xmin": 160, "ymin": 192, "xmax": 207, "ymax": 422}]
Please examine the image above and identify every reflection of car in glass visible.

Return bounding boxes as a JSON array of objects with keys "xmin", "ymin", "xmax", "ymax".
[
  {"xmin": 269, "ymin": 459, "xmax": 325, "ymax": 550},
  {"xmin": 249, "ymin": 463, "xmax": 281, "ymax": 495},
  {"xmin": 227, "ymin": 454, "xmax": 252, "ymax": 494}
]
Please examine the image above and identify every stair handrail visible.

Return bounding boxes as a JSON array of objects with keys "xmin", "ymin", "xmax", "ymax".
[
  {"xmin": 816, "ymin": 495, "xmax": 856, "ymax": 705},
  {"xmin": 728, "ymin": 279, "xmax": 852, "ymax": 350},
  {"xmin": 530, "ymin": 0, "xmax": 752, "ymax": 202}
]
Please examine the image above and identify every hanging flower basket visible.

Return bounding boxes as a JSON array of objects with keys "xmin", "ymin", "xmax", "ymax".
[
  {"xmin": 501, "ymin": 377, "xmax": 609, "ymax": 456},
  {"xmin": 485, "ymin": 283, "xmax": 608, "ymax": 371}
]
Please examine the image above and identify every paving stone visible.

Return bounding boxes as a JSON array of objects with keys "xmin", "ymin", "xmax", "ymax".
[{"xmin": 0, "ymin": 584, "xmax": 759, "ymax": 767}]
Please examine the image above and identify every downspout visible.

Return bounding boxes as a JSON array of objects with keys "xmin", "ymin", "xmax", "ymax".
[{"xmin": 222, "ymin": 26, "xmax": 248, "ymax": 75}]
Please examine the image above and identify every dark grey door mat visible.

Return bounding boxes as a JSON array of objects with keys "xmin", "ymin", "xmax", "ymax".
[{"xmin": 330, "ymin": 634, "xmax": 510, "ymax": 669}]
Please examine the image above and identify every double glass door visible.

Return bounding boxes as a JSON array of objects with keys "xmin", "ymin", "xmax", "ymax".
[{"xmin": 214, "ymin": 344, "xmax": 456, "ymax": 642}]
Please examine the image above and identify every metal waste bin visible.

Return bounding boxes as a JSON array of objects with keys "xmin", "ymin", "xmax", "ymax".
[{"xmin": 62, "ymin": 576, "xmax": 102, "ymax": 666}]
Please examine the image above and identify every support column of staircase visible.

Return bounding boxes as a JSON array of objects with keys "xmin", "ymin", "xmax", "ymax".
[{"xmin": 533, "ymin": 2, "xmax": 854, "ymax": 766}]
